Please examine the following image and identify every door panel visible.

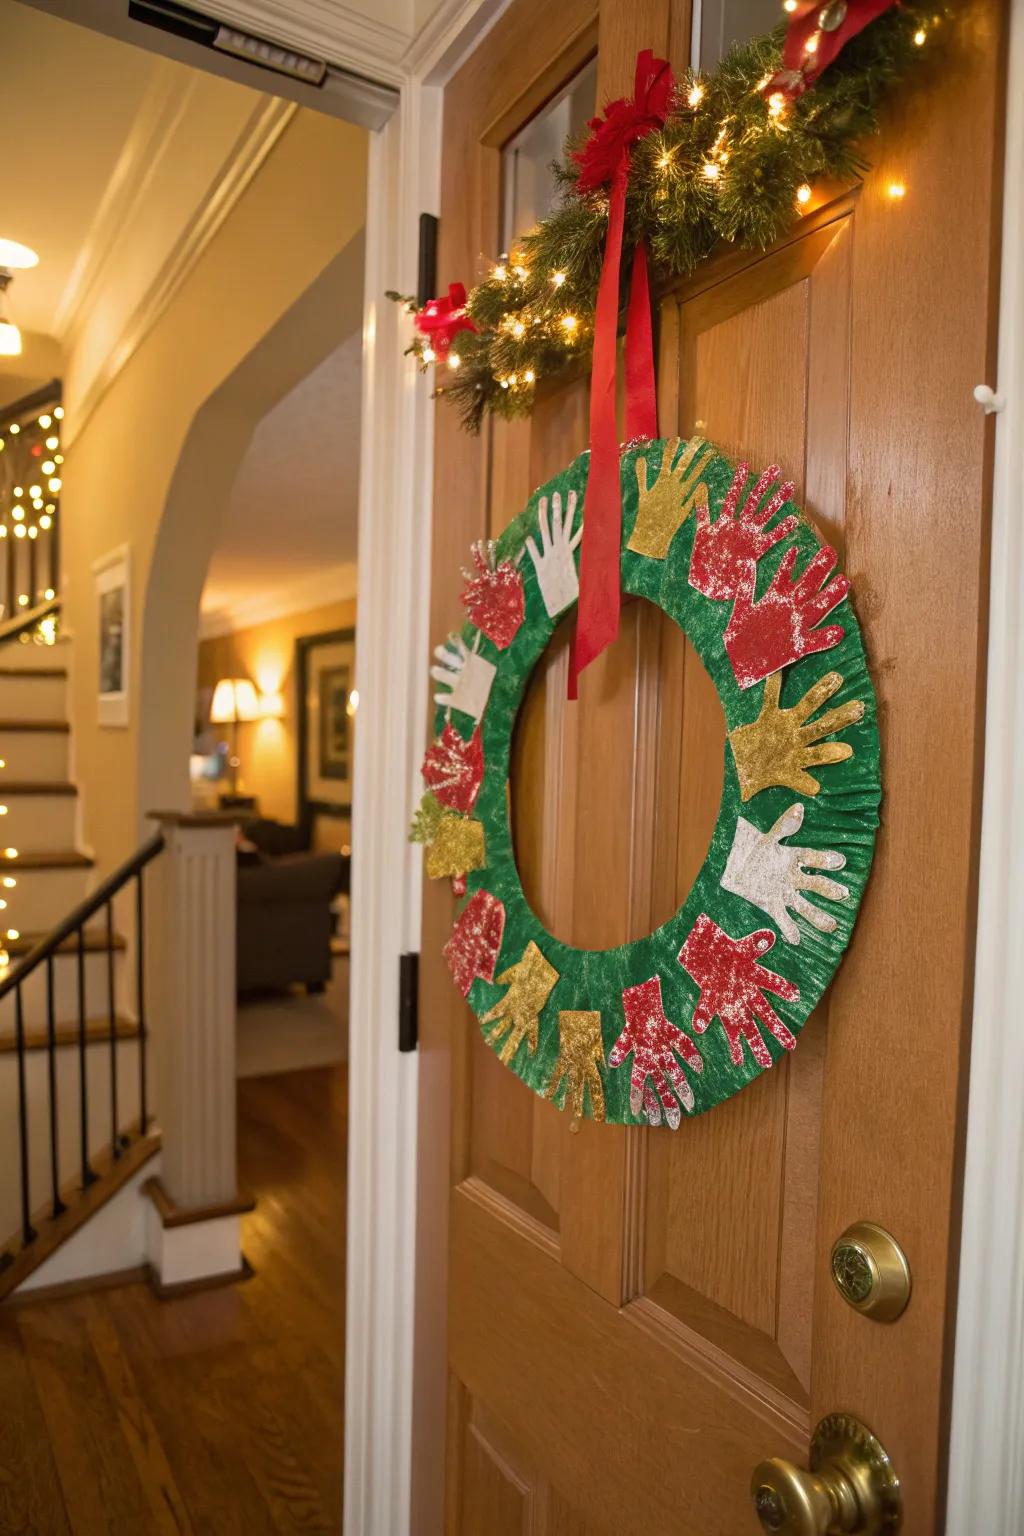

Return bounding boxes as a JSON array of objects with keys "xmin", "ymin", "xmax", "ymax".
[{"xmin": 415, "ymin": 1, "xmax": 1004, "ymax": 1531}]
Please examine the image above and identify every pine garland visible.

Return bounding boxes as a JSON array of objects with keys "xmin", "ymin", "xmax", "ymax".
[{"xmin": 398, "ymin": 4, "xmax": 942, "ymax": 431}]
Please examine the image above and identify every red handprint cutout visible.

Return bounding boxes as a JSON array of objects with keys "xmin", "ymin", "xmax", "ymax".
[
  {"xmin": 689, "ymin": 461, "xmax": 798, "ymax": 602},
  {"xmin": 460, "ymin": 541, "xmax": 524, "ymax": 650},
  {"xmin": 678, "ymin": 913, "xmax": 799, "ymax": 1070},
  {"xmin": 443, "ymin": 890, "xmax": 505, "ymax": 997},
  {"xmin": 724, "ymin": 545, "xmax": 850, "ymax": 690},
  {"xmin": 608, "ymin": 976, "xmax": 703, "ymax": 1128},
  {"xmin": 421, "ymin": 724, "xmax": 484, "ymax": 814}
]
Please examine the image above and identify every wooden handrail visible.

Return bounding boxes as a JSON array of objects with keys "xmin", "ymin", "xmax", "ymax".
[{"xmin": 0, "ymin": 597, "xmax": 60, "ymax": 647}]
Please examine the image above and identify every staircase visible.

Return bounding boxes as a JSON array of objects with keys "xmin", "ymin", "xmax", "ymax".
[{"xmin": 0, "ymin": 612, "xmax": 160, "ymax": 1297}]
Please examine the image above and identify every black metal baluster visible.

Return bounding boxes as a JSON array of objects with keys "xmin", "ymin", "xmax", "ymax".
[
  {"xmin": 5, "ymin": 530, "xmax": 13, "ymax": 619},
  {"xmin": 28, "ymin": 536, "xmax": 36, "ymax": 606},
  {"xmin": 106, "ymin": 899, "xmax": 119, "ymax": 1156},
  {"xmin": 46, "ymin": 953, "xmax": 65, "ymax": 1217},
  {"xmin": 136, "ymin": 872, "xmax": 147, "ymax": 1135},
  {"xmin": 77, "ymin": 925, "xmax": 96, "ymax": 1187},
  {"xmin": 14, "ymin": 985, "xmax": 35, "ymax": 1248},
  {"xmin": 49, "ymin": 510, "xmax": 59, "ymax": 604}
]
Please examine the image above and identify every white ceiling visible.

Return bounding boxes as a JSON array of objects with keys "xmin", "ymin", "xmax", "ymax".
[
  {"xmin": 0, "ymin": 1, "xmax": 161, "ymax": 334},
  {"xmin": 201, "ymin": 331, "xmax": 362, "ymax": 623}
]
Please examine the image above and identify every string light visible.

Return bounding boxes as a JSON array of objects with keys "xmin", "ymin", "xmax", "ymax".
[
  {"xmin": 768, "ymin": 92, "xmax": 787, "ymax": 119},
  {"xmin": 0, "ymin": 529, "xmax": 7, "ymax": 539},
  {"xmin": 54, "ymin": 406, "xmax": 63, "ymax": 419},
  {"xmin": 14, "ymin": 526, "xmax": 25, "ymax": 539},
  {"xmin": 8, "ymin": 423, "xmax": 18, "ymax": 435},
  {"xmin": 561, "ymin": 314, "xmax": 578, "ymax": 334},
  {"xmin": 913, "ymin": 27, "xmax": 926, "ymax": 44},
  {"xmin": 38, "ymin": 414, "xmax": 51, "ymax": 429},
  {"xmin": 45, "ymin": 435, "xmax": 57, "ymax": 450},
  {"xmin": 447, "ymin": 353, "xmax": 461, "ymax": 369},
  {"xmin": 524, "ymin": 369, "xmax": 535, "ymax": 383},
  {"xmin": 3, "ymin": 877, "xmax": 16, "ymax": 887},
  {"xmin": 796, "ymin": 183, "xmax": 812, "ymax": 206},
  {"xmin": 27, "ymin": 527, "xmax": 37, "ymax": 540},
  {"xmin": 511, "ymin": 319, "xmax": 526, "ymax": 338},
  {"xmin": 513, "ymin": 264, "xmax": 528, "ymax": 280},
  {"xmin": 551, "ymin": 271, "xmax": 566, "ymax": 287},
  {"xmin": 887, "ymin": 181, "xmax": 907, "ymax": 199},
  {"xmin": 43, "ymin": 587, "xmax": 54, "ymax": 600},
  {"xmin": 687, "ymin": 83, "xmax": 704, "ymax": 108},
  {"xmin": 48, "ymin": 477, "xmax": 61, "ymax": 493},
  {"xmin": 804, "ymin": 31, "xmax": 820, "ymax": 54},
  {"xmin": 12, "ymin": 505, "xmax": 23, "ymax": 520},
  {"xmin": 41, "ymin": 460, "xmax": 55, "ymax": 475},
  {"xmin": 4, "ymin": 849, "xmax": 18, "ymax": 859},
  {"xmin": 39, "ymin": 515, "xmax": 51, "ymax": 529},
  {"xmin": 702, "ymin": 161, "xmax": 720, "ymax": 180},
  {"xmin": 6, "ymin": 929, "xmax": 19, "ymax": 941},
  {"xmin": 657, "ymin": 151, "xmax": 673, "ymax": 170},
  {"xmin": 421, "ymin": 346, "xmax": 436, "ymax": 363},
  {"xmin": 493, "ymin": 264, "xmax": 507, "ymax": 281}
]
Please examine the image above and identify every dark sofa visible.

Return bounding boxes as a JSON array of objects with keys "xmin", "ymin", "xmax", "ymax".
[{"xmin": 236, "ymin": 819, "xmax": 348, "ymax": 995}]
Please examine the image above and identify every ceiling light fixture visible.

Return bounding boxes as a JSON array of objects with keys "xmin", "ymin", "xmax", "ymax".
[
  {"xmin": 0, "ymin": 239, "xmax": 38, "ymax": 271},
  {"xmin": 0, "ymin": 271, "xmax": 21, "ymax": 358}
]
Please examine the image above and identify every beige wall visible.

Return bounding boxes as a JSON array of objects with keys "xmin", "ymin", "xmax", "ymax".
[
  {"xmin": 197, "ymin": 596, "xmax": 356, "ymax": 825},
  {"xmin": 60, "ymin": 108, "xmax": 367, "ymax": 877}
]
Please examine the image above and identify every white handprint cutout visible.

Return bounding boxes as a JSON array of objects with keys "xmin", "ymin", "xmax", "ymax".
[
  {"xmin": 431, "ymin": 634, "xmax": 496, "ymax": 722},
  {"xmin": 525, "ymin": 489, "xmax": 583, "ymax": 618},
  {"xmin": 720, "ymin": 802, "xmax": 848, "ymax": 945}
]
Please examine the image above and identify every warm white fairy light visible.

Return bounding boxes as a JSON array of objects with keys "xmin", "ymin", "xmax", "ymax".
[
  {"xmin": 513, "ymin": 264, "xmax": 528, "ymax": 280},
  {"xmin": 887, "ymin": 181, "xmax": 907, "ymax": 199},
  {"xmin": 783, "ymin": 0, "xmax": 798, "ymax": 10},
  {"xmin": 804, "ymin": 30, "xmax": 820, "ymax": 54},
  {"xmin": 4, "ymin": 849, "xmax": 18, "ymax": 859},
  {"xmin": 768, "ymin": 92, "xmax": 787, "ymax": 119},
  {"xmin": 38, "ymin": 414, "xmax": 51, "ymax": 429},
  {"xmin": 493, "ymin": 264, "xmax": 507, "ymax": 281},
  {"xmin": 511, "ymin": 319, "xmax": 526, "ymax": 338},
  {"xmin": 41, "ymin": 460, "xmax": 55, "ymax": 474},
  {"xmin": 702, "ymin": 161, "xmax": 720, "ymax": 180},
  {"xmin": 524, "ymin": 369, "xmax": 535, "ymax": 383},
  {"xmin": 27, "ymin": 526, "xmax": 37, "ymax": 540},
  {"xmin": 913, "ymin": 27, "xmax": 926, "ymax": 44},
  {"xmin": 421, "ymin": 345, "xmax": 436, "ymax": 363},
  {"xmin": 39, "ymin": 515, "xmax": 51, "ymax": 530},
  {"xmin": 796, "ymin": 183, "xmax": 812, "ymax": 206},
  {"xmin": 14, "ymin": 526, "xmax": 25, "ymax": 540},
  {"xmin": 54, "ymin": 406, "xmax": 63, "ymax": 420},
  {"xmin": 561, "ymin": 314, "xmax": 578, "ymax": 334},
  {"xmin": 3, "ymin": 876, "xmax": 16, "ymax": 887},
  {"xmin": 687, "ymin": 83, "xmax": 704, "ymax": 108},
  {"xmin": 43, "ymin": 587, "xmax": 54, "ymax": 600},
  {"xmin": 551, "ymin": 271, "xmax": 566, "ymax": 287},
  {"xmin": 658, "ymin": 151, "xmax": 673, "ymax": 170},
  {"xmin": 447, "ymin": 353, "xmax": 461, "ymax": 369},
  {"xmin": 8, "ymin": 423, "xmax": 18, "ymax": 435},
  {"xmin": 6, "ymin": 929, "xmax": 19, "ymax": 941},
  {"xmin": 45, "ymin": 435, "xmax": 57, "ymax": 450},
  {"xmin": 48, "ymin": 477, "xmax": 61, "ymax": 492}
]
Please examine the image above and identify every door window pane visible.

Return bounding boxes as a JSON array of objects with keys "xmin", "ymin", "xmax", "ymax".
[
  {"xmin": 694, "ymin": 0, "xmax": 783, "ymax": 72},
  {"xmin": 502, "ymin": 59, "xmax": 598, "ymax": 250}
]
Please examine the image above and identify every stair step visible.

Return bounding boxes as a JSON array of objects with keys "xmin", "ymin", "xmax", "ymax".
[
  {"xmin": 0, "ymin": 1018, "xmax": 140, "ymax": 1053},
  {"xmin": 0, "ymin": 667, "xmax": 67, "ymax": 679},
  {"xmin": 0, "ymin": 793, "xmax": 77, "ymax": 852},
  {"xmin": 0, "ymin": 1125, "xmax": 160, "ymax": 1303},
  {"xmin": 7, "ymin": 928, "xmax": 126, "ymax": 958},
  {"xmin": 0, "ymin": 675, "xmax": 66, "ymax": 722},
  {"xmin": 0, "ymin": 720, "xmax": 69, "ymax": 734},
  {"xmin": 0, "ymin": 732, "xmax": 68, "ymax": 779},
  {"xmin": 0, "ymin": 781, "xmax": 75, "ymax": 795},
  {"xmin": 3, "ymin": 849, "xmax": 92, "ymax": 869}
]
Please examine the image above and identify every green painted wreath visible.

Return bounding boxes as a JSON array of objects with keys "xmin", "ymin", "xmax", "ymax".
[{"xmin": 413, "ymin": 438, "xmax": 881, "ymax": 1124}]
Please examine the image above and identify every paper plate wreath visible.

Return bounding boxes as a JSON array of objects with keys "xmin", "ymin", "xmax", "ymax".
[{"xmin": 413, "ymin": 438, "xmax": 881, "ymax": 1124}]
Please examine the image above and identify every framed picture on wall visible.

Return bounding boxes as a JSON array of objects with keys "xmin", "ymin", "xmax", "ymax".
[
  {"xmin": 296, "ymin": 627, "xmax": 356, "ymax": 831},
  {"xmin": 93, "ymin": 544, "xmax": 130, "ymax": 728}
]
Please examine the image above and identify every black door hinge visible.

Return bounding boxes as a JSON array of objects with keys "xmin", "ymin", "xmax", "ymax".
[
  {"xmin": 398, "ymin": 951, "xmax": 419, "ymax": 1052},
  {"xmin": 417, "ymin": 214, "xmax": 439, "ymax": 309}
]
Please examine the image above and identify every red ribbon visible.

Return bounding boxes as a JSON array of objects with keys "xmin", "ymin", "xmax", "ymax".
[
  {"xmin": 570, "ymin": 50, "xmax": 672, "ymax": 695},
  {"xmin": 767, "ymin": 0, "xmax": 899, "ymax": 98}
]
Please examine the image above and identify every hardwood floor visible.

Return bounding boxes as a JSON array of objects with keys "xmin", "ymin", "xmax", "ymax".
[{"xmin": 0, "ymin": 1065, "xmax": 348, "ymax": 1534}]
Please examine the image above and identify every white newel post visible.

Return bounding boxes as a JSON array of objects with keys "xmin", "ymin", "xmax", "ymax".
[{"xmin": 143, "ymin": 811, "xmax": 249, "ymax": 1294}]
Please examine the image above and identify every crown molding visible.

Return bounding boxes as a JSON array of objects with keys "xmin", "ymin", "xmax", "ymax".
[
  {"xmin": 52, "ymin": 62, "xmax": 198, "ymax": 339},
  {"xmin": 67, "ymin": 93, "xmax": 296, "ymax": 439},
  {"xmin": 198, "ymin": 562, "xmax": 358, "ymax": 640},
  {"xmin": 197, "ymin": 0, "xmax": 410, "ymax": 87}
]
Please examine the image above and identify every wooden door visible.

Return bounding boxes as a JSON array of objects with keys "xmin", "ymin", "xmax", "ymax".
[{"xmin": 413, "ymin": 2, "xmax": 1004, "ymax": 1531}]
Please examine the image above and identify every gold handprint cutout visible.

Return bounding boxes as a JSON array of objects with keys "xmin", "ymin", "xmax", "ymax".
[
  {"xmin": 424, "ymin": 814, "xmax": 485, "ymax": 880},
  {"xmin": 546, "ymin": 1010, "xmax": 606, "ymax": 1121},
  {"xmin": 482, "ymin": 941, "xmax": 558, "ymax": 1065},
  {"xmin": 627, "ymin": 437, "xmax": 715, "ymax": 560},
  {"xmin": 729, "ymin": 671, "xmax": 865, "ymax": 802}
]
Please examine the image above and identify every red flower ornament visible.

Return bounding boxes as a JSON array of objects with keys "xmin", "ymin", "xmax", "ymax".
[
  {"xmin": 414, "ymin": 282, "xmax": 478, "ymax": 359},
  {"xmin": 571, "ymin": 49, "xmax": 674, "ymax": 194}
]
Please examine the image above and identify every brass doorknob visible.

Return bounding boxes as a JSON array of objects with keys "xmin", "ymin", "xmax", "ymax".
[{"xmin": 751, "ymin": 1414, "xmax": 901, "ymax": 1535}]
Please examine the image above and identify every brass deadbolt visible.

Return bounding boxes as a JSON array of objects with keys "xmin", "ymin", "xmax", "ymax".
[
  {"xmin": 751, "ymin": 1413, "xmax": 901, "ymax": 1535},
  {"xmin": 830, "ymin": 1222, "xmax": 911, "ymax": 1322}
]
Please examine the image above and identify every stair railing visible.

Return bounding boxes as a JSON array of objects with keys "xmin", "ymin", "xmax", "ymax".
[{"xmin": 0, "ymin": 830, "xmax": 165, "ymax": 1264}]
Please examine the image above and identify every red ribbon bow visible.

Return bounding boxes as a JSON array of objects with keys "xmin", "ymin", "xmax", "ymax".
[
  {"xmin": 767, "ymin": 0, "xmax": 899, "ymax": 98},
  {"xmin": 414, "ymin": 282, "xmax": 478, "ymax": 357},
  {"xmin": 570, "ymin": 50, "xmax": 673, "ymax": 694}
]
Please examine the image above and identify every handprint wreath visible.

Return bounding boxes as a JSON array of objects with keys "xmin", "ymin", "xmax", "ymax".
[{"xmin": 414, "ymin": 439, "xmax": 881, "ymax": 1122}]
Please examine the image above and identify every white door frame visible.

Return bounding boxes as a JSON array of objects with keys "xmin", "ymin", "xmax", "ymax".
[
  {"xmin": 342, "ymin": 8, "xmax": 510, "ymax": 1535},
  {"xmin": 945, "ymin": 1, "xmax": 1024, "ymax": 1530}
]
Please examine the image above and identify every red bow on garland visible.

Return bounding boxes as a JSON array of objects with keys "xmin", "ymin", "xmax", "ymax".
[
  {"xmin": 414, "ymin": 282, "xmax": 478, "ymax": 358},
  {"xmin": 767, "ymin": 0, "xmax": 899, "ymax": 98},
  {"xmin": 570, "ymin": 49, "xmax": 673, "ymax": 695}
]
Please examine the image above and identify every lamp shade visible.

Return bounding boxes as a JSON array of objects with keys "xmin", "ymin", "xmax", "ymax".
[
  {"xmin": 210, "ymin": 677, "xmax": 259, "ymax": 724},
  {"xmin": 0, "ymin": 320, "xmax": 21, "ymax": 357}
]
